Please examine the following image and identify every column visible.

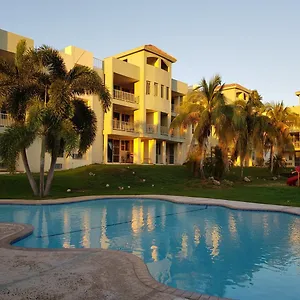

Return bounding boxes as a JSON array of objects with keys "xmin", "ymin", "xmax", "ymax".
[
  {"xmin": 103, "ymin": 135, "xmax": 108, "ymax": 163},
  {"xmin": 162, "ymin": 141, "xmax": 167, "ymax": 165},
  {"xmin": 153, "ymin": 112, "xmax": 161, "ymax": 135},
  {"xmin": 149, "ymin": 139, "xmax": 156, "ymax": 164},
  {"xmin": 134, "ymin": 138, "xmax": 142, "ymax": 164},
  {"xmin": 176, "ymin": 143, "xmax": 182, "ymax": 165}
]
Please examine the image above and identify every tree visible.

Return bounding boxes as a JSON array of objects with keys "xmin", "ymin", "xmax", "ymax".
[
  {"xmin": 0, "ymin": 41, "xmax": 111, "ymax": 197},
  {"xmin": 265, "ymin": 102, "xmax": 299, "ymax": 173},
  {"xmin": 0, "ymin": 40, "xmax": 40, "ymax": 194},
  {"xmin": 170, "ymin": 75, "xmax": 227, "ymax": 178},
  {"xmin": 230, "ymin": 90, "xmax": 271, "ymax": 178}
]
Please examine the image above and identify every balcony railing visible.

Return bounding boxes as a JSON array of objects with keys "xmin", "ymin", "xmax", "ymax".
[
  {"xmin": 160, "ymin": 126, "xmax": 169, "ymax": 136},
  {"xmin": 146, "ymin": 124, "xmax": 157, "ymax": 134},
  {"xmin": 171, "ymin": 129, "xmax": 185, "ymax": 140},
  {"xmin": 113, "ymin": 89, "xmax": 139, "ymax": 104},
  {"xmin": 113, "ymin": 120, "xmax": 135, "ymax": 133},
  {"xmin": 0, "ymin": 113, "xmax": 12, "ymax": 127},
  {"xmin": 93, "ymin": 57, "xmax": 103, "ymax": 69}
]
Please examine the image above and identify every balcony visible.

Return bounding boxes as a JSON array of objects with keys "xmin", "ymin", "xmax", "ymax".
[
  {"xmin": 146, "ymin": 124, "xmax": 158, "ymax": 134},
  {"xmin": 113, "ymin": 89, "xmax": 139, "ymax": 104},
  {"xmin": 113, "ymin": 120, "xmax": 135, "ymax": 133},
  {"xmin": 0, "ymin": 113, "xmax": 12, "ymax": 127},
  {"xmin": 160, "ymin": 126, "xmax": 169, "ymax": 136}
]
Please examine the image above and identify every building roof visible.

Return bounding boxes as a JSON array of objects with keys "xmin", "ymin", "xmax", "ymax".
[
  {"xmin": 113, "ymin": 44, "xmax": 177, "ymax": 63},
  {"xmin": 219, "ymin": 83, "xmax": 251, "ymax": 94}
]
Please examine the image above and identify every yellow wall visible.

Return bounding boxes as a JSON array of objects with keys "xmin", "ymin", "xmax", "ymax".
[{"xmin": 0, "ymin": 29, "xmax": 34, "ymax": 53}]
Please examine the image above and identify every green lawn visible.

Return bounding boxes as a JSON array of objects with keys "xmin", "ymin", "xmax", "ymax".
[{"xmin": 0, "ymin": 164, "xmax": 299, "ymax": 206}]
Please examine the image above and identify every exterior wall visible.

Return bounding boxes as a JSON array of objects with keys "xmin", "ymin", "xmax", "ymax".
[
  {"xmin": 103, "ymin": 47, "xmax": 188, "ymax": 165},
  {"xmin": 0, "ymin": 29, "xmax": 34, "ymax": 54},
  {"xmin": 0, "ymin": 29, "xmax": 105, "ymax": 172}
]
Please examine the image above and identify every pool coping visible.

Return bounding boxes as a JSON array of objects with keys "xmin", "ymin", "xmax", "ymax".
[
  {"xmin": 1, "ymin": 195, "xmax": 300, "ymax": 300},
  {"xmin": 0, "ymin": 194, "xmax": 300, "ymax": 216}
]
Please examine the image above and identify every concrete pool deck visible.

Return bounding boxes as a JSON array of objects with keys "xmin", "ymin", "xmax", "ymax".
[{"xmin": 0, "ymin": 195, "xmax": 299, "ymax": 300}]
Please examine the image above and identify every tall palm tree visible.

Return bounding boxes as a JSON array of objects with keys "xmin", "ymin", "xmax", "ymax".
[
  {"xmin": 0, "ymin": 41, "xmax": 111, "ymax": 197},
  {"xmin": 0, "ymin": 40, "xmax": 39, "ymax": 194},
  {"xmin": 265, "ymin": 102, "xmax": 299, "ymax": 173},
  {"xmin": 230, "ymin": 90, "xmax": 270, "ymax": 178},
  {"xmin": 170, "ymin": 75, "xmax": 227, "ymax": 178}
]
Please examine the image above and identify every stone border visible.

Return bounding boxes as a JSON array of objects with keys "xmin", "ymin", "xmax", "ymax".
[
  {"xmin": 1, "ymin": 194, "xmax": 300, "ymax": 216},
  {"xmin": 0, "ymin": 222, "xmax": 225, "ymax": 300},
  {"xmin": 1, "ymin": 195, "xmax": 299, "ymax": 300}
]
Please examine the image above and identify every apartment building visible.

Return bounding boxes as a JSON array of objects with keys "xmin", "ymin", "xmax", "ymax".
[
  {"xmin": 0, "ymin": 28, "xmax": 188, "ymax": 171},
  {"xmin": 286, "ymin": 93, "xmax": 300, "ymax": 167},
  {"xmin": 103, "ymin": 45, "xmax": 188, "ymax": 165}
]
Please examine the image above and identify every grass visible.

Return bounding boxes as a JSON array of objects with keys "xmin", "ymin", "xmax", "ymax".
[{"xmin": 0, "ymin": 164, "xmax": 299, "ymax": 206}]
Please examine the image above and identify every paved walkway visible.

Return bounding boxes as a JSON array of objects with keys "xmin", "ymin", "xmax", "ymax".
[{"xmin": 1, "ymin": 195, "xmax": 299, "ymax": 300}]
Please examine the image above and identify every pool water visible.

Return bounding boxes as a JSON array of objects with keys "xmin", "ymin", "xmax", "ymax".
[{"xmin": 0, "ymin": 198, "xmax": 299, "ymax": 300}]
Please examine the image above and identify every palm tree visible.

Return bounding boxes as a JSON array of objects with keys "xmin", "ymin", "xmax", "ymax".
[
  {"xmin": 230, "ymin": 90, "xmax": 271, "ymax": 178},
  {"xmin": 170, "ymin": 75, "xmax": 227, "ymax": 178},
  {"xmin": 0, "ymin": 40, "xmax": 39, "ymax": 194},
  {"xmin": 265, "ymin": 102, "xmax": 299, "ymax": 173},
  {"xmin": 0, "ymin": 41, "xmax": 111, "ymax": 197}
]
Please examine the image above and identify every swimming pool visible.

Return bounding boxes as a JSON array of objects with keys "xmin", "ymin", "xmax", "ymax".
[{"xmin": 0, "ymin": 198, "xmax": 299, "ymax": 300}]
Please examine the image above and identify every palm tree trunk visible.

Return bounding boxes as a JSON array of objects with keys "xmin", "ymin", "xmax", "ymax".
[
  {"xmin": 44, "ymin": 152, "xmax": 57, "ymax": 196},
  {"xmin": 240, "ymin": 159, "xmax": 244, "ymax": 178},
  {"xmin": 39, "ymin": 136, "xmax": 46, "ymax": 197},
  {"xmin": 21, "ymin": 148, "xmax": 38, "ymax": 196},
  {"xmin": 270, "ymin": 144, "xmax": 274, "ymax": 173},
  {"xmin": 199, "ymin": 147, "xmax": 206, "ymax": 179}
]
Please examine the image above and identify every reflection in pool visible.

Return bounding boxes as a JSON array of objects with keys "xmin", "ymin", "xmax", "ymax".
[{"xmin": 0, "ymin": 199, "xmax": 299, "ymax": 299}]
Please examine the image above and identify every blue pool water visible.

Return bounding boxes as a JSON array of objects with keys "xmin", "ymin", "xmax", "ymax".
[{"xmin": 0, "ymin": 198, "xmax": 299, "ymax": 300}]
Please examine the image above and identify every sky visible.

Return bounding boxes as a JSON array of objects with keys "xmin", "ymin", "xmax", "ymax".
[{"xmin": 1, "ymin": 0, "xmax": 300, "ymax": 106}]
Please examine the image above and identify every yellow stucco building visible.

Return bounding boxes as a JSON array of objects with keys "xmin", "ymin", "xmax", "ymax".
[
  {"xmin": 0, "ymin": 28, "xmax": 188, "ymax": 171},
  {"xmin": 1, "ymin": 28, "xmax": 300, "ymax": 171}
]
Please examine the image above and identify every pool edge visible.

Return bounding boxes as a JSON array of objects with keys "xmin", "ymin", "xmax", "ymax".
[
  {"xmin": 0, "ymin": 222, "xmax": 225, "ymax": 300},
  {"xmin": 0, "ymin": 194, "xmax": 299, "ymax": 216}
]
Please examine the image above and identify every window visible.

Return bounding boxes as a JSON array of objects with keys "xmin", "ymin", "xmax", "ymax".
[
  {"xmin": 154, "ymin": 82, "xmax": 158, "ymax": 96},
  {"xmin": 161, "ymin": 60, "xmax": 168, "ymax": 71},
  {"xmin": 147, "ymin": 57, "xmax": 158, "ymax": 66},
  {"xmin": 166, "ymin": 87, "xmax": 169, "ymax": 100},
  {"xmin": 123, "ymin": 59, "xmax": 128, "ymax": 62},
  {"xmin": 54, "ymin": 163, "xmax": 63, "ymax": 170},
  {"xmin": 121, "ymin": 140, "xmax": 130, "ymax": 151},
  {"xmin": 146, "ymin": 81, "xmax": 151, "ymax": 95},
  {"xmin": 161, "ymin": 85, "xmax": 164, "ymax": 98}
]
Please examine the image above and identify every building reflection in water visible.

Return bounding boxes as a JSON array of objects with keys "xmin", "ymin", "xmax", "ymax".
[
  {"xmin": 161, "ymin": 204, "xmax": 166, "ymax": 229},
  {"xmin": 147, "ymin": 206, "xmax": 155, "ymax": 232},
  {"xmin": 82, "ymin": 210, "xmax": 90, "ymax": 248},
  {"xmin": 63, "ymin": 209, "xmax": 71, "ymax": 248},
  {"xmin": 205, "ymin": 221, "xmax": 221, "ymax": 258},
  {"xmin": 100, "ymin": 207, "xmax": 110, "ymax": 249},
  {"xmin": 131, "ymin": 205, "xmax": 144, "ymax": 259},
  {"xmin": 194, "ymin": 225, "xmax": 201, "ymax": 246},
  {"xmin": 263, "ymin": 214, "xmax": 269, "ymax": 237},
  {"xmin": 151, "ymin": 244, "xmax": 159, "ymax": 262},
  {"xmin": 181, "ymin": 233, "xmax": 188, "ymax": 259},
  {"xmin": 229, "ymin": 213, "xmax": 238, "ymax": 240},
  {"xmin": 289, "ymin": 218, "xmax": 300, "ymax": 256},
  {"xmin": 211, "ymin": 226, "xmax": 220, "ymax": 258},
  {"xmin": 131, "ymin": 205, "xmax": 144, "ymax": 235}
]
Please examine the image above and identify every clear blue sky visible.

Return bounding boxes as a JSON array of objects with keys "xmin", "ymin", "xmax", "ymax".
[{"xmin": 1, "ymin": 0, "xmax": 300, "ymax": 106}]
